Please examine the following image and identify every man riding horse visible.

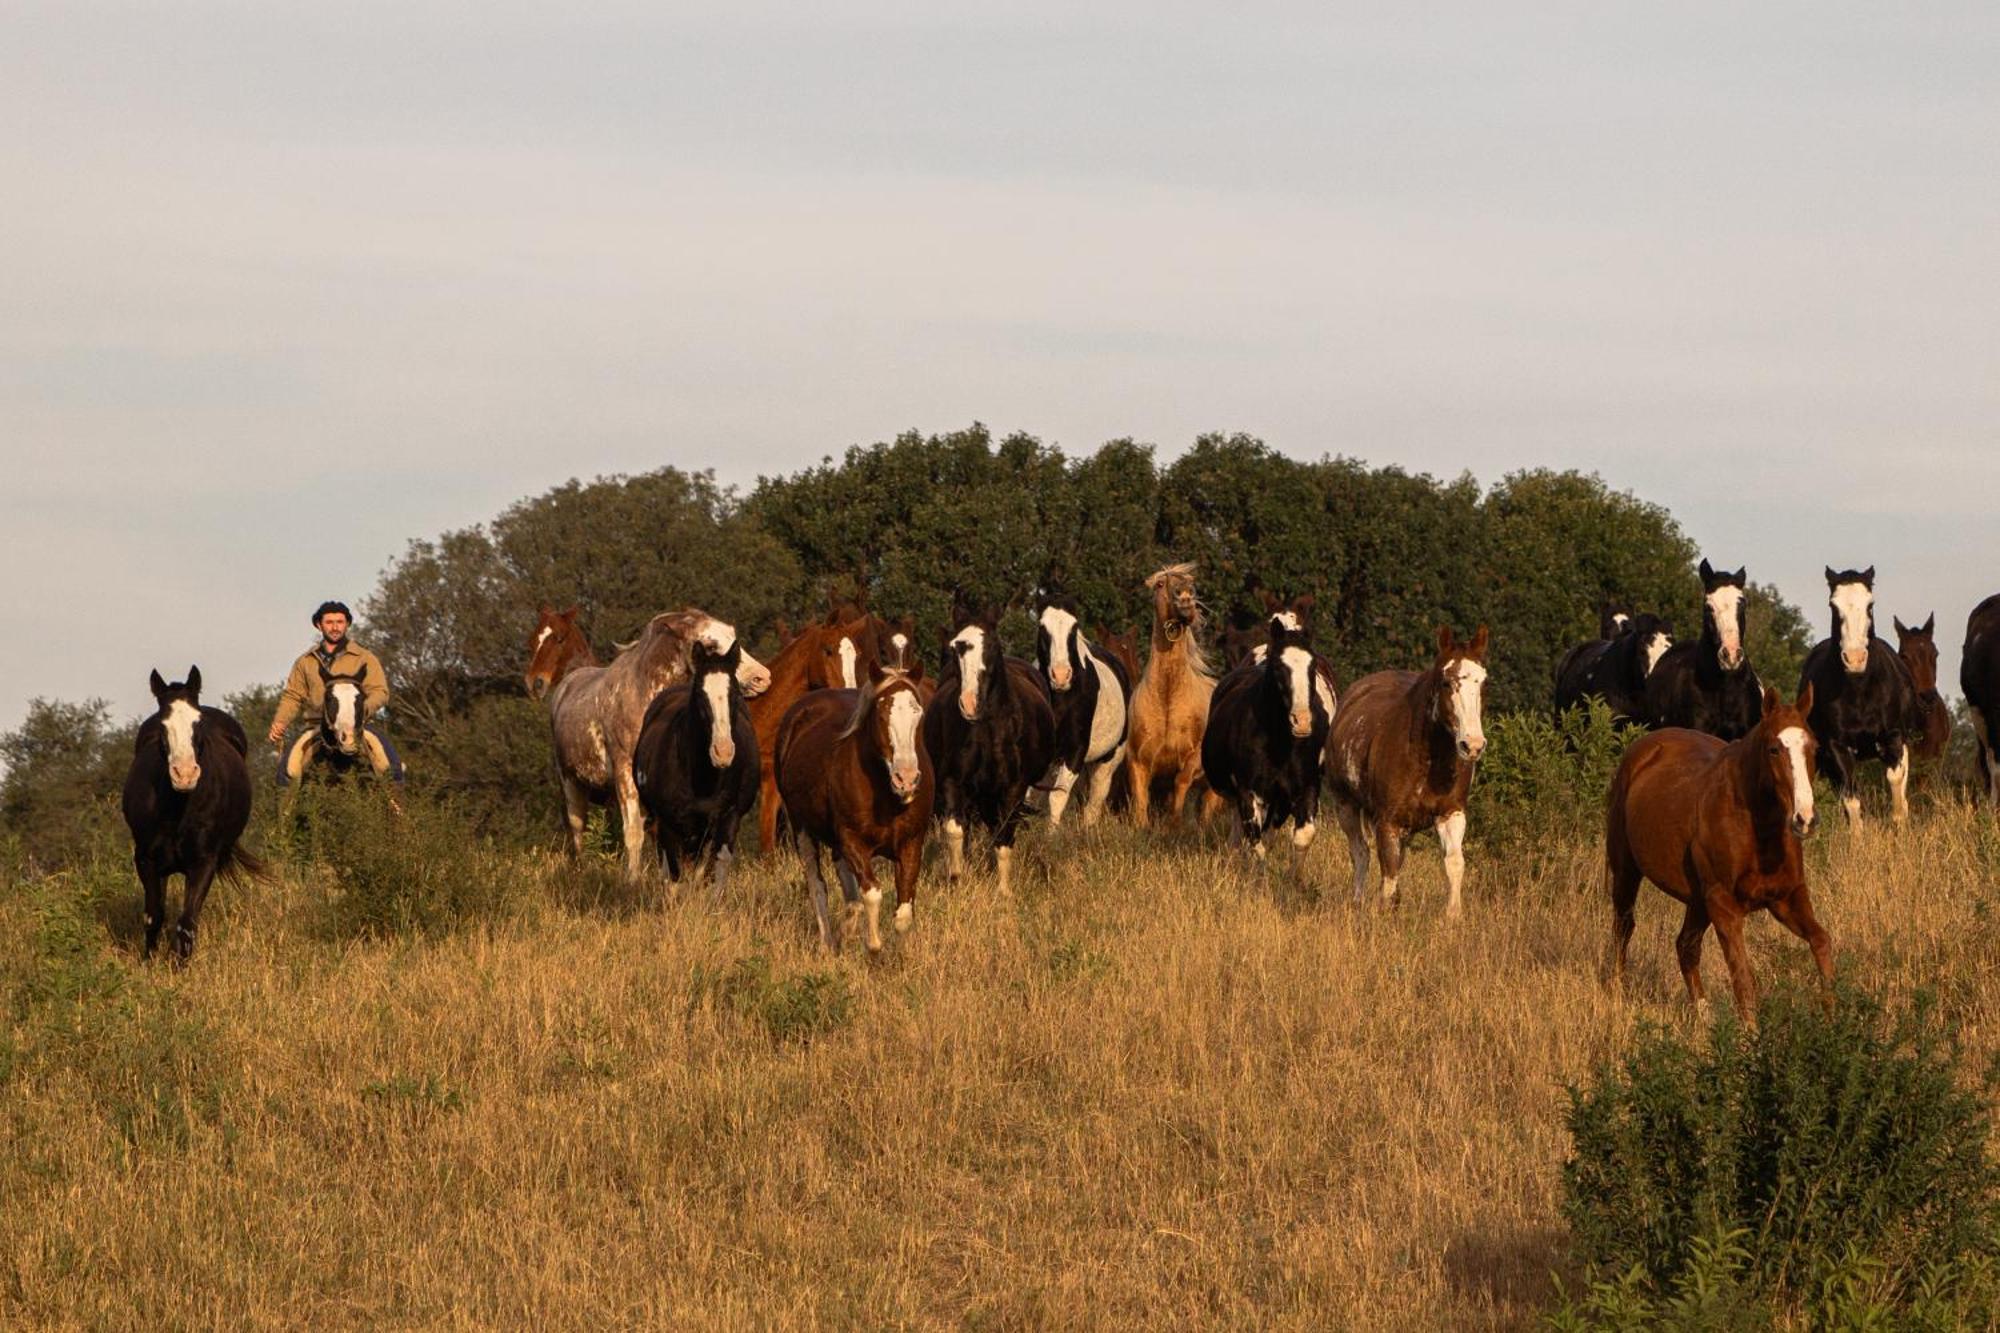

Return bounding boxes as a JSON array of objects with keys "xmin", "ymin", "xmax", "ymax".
[{"xmin": 266, "ymin": 600, "xmax": 405, "ymax": 785}]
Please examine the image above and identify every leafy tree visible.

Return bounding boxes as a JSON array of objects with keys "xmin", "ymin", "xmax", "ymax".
[{"xmin": 0, "ymin": 698, "xmax": 132, "ymax": 869}]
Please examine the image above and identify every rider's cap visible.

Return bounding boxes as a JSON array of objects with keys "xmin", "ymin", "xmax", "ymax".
[{"xmin": 312, "ymin": 600, "xmax": 353, "ymax": 627}]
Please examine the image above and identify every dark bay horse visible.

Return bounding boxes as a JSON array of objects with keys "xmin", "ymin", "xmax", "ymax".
[
  {"xmin": 1798, "ymin": 568, "xmax": 1921, "ymax": 825},
  {"xmin": 1963, "ymin": 595, "xmax": 2000, "ymax": 808},
  {"xmin": 1034, "ymin": 597, "xmax": 1130, "ymax": 828},
  {"xmin": 1327, "ymin": 626, "xmax": 1489, "ymax": 918},
  {"xmin": 1605, "ymin": 686, "xmax": 1830, "ymax": 1021},
  {"xmin": 1202, "ymin": 609, "xmax": 1334, "ymax": 880},
  {"xmin": 1893, "ymin": 614, "xmax": 1951, "ymax": 784},
  {"xmin": 122, "ymin": 668, "xmax": 264, "ymax": 963},
  {"xmin": 1645, "ymin": 560, "xmax": 1763, "ymax": 739},
  {"xmin": 777, "ymin": 666, "xmax": 933, "ymax": 952},
  {"xmin": 633, "ymin": 636, "xmax": 760, "ymax": 894},
  {"xmin": 924, "ymin": 606, "xmax": 1056, "ymax": 896},
  {"xmin": 743, "ymin": 612, "xmax": 879, "ymax": 853},
  {"xmin": 1553, "ymin": 612, "xmax": 1671, "ymax": 726}
]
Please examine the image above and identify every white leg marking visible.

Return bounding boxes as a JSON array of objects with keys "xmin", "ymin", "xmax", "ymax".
[
  {"xmin": 943, "ymin": 817, "xmax": 965, "ymax": 879},
  {"xmin": 895, "ymin": 900, "xmax": 914, "ymax": 933},
  {"xmin": 1046, "ymin": 764, "xmax": 1077, "ymax": 827},
  {"xmin": 1293, "ymin": 821, "xmax": 1316, "ymax": 850},
  {"xmin": 862, "ymin": 886, "xmax": 884, "ymax": 953},
  {"xmin": 995, "ymin": 844, "xmax": 1013, "ymax": 897},
  {"xmin": 1842, "ymin": 794, "xmax": 1863, "ymax": 826},
  {"xmin": 1437, "ymin": 809, "xmax": 1468, "ymax": 920},
  {"xmin": 1887, "ymin": 754, "xmax": 1911, "ymax": 823}
]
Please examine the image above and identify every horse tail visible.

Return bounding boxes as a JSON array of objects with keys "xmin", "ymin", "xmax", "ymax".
[{"xmin": 220, "ymin": 843, "xmax": 276, "ymax": 886}]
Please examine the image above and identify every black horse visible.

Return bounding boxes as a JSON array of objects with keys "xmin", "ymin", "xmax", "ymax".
[
  {"xmin": 924, "ymin": 605, "xmax": 1055, "ymax": 897},
  {"xmin": 1034, "ymin": 596, "xmax": 1131, "ymax": 829},
  {"xmin": 633, "ymin": 635, "xmax": 759, "ymax": 894},
  {"xmin": 1800, "ymin": 567, "xmax": 1921, "ymax": 825},
  {"xmin": 1962, "ymin": 595, "xmax": 2000, "ymax": 809},
  {"xmin": 122, "ymin": 667, "xmax": 263, "ymax": 963},
  {"xmin": 1645, "ymin": 559, "xmax": 1763, "ymax": 739},
  {"xmin": 1553, "ymin": 611, "xmax": 1672, "ymax": 726},
  {"xmin": 277, "ymin": 661, "xmax": 405, "ymax": 788},
  {"xmin": 1202, "ymin": 609, "xmax": 1333, "ymax": 882}
]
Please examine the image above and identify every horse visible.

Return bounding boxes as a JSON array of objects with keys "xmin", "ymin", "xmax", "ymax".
[
  {"xmin": 1599, "ymin": 600, "xmax": 1633, "ymax": 638},
  {"xmin": 1094, "ymin": 624, "xmax": 1142, "ymax": 690},
  {"xmin": 122, "ymin": 668, "xmax": 264, "ymax": 963},
  {"xmin": 633, "ymin": 634, "xmax": 760, "ymax": 894},
  {"xmin": 524, "ymin": 604, "xmax": 598, "ymax": 700},
  {"xmin": 1553, "ymin": 611, "xmax": 1672, "ymax": 726},
  {"xmin": 1963, "ymin": 595, "xmax": 2000, "ymax": 808},
  {"xmin": 1604, "ymin": 685, "xmax": 1830, "ymax": 1021},
  {"xmin": 1034, "ymin": 597, "xmax": 1131, "ymax": 828},
  {"xmin": 1798, "ymin": 567, "xmax": 1922, "ymax": 825},
  {"xmin": 1893, "ymin": 613, "xmax": 1952, "ymax": 785},
  {"xmin": 1326, "ymin": 625, "xmax": 1490, "ymax": 918},
  {"xmin": 1218, "ymin": 609, "xmax": 1267, "ymax": 673},
  {"xmin": 924, "ymin": 605, "xmax": 1057, "ymax": 896},
  {"xmin": 1645, "ymin": 559, "xmax": 1764, "ymax": 739},
  {"xmin": 1201, "ymin": 608, "xmax": 1334, "ymax": 881},
  {"xmin": 529, "ymin": 606, "xmax": 771, "ymax": 877},
  {"xmin": 1124, "ymin": 562, "xmax": 1217, "ymax": 826},
  {"xmin": 742, "ymin": 611, "xmax": 880, "ymax": 854},
  {"xmin": 776, "ymin": 665, "xmax": 933, "ymax": 952},
  {"xmin": 278, "ymin": 660, "xmax": 406, "ymax": 789}
]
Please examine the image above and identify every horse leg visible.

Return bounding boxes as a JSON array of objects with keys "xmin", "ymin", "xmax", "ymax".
[
  {"xmin": 1883, "ymin": 736, "xmax": 1911, "ymax": 824},
  {"xmin": 758, "ymin": 764, "xmax": 781, "ymax": 856},
  {"xmin": 1290, "ymin": 788, "xmax": 1318, "ymax": 890},
  {"xmin": 1674, "ymin": 898, "xmax": 1710, "ymax": 1010},
  {"xmin": 1125, "ymin": 754, "xmax": 1152, "ymax": 827},
  {"xmin": 1826, "ymin": 742, "xmax": 1862, "ymax": 826},
  {"xmin": 1605, "ymin": 854, "xmax": 1642, "ymax": 993},
  {"xmin": 174, "ymin": 858, "xmax": 222, "ymax": 965},
  {"xmin": 1374, "ymin": 821, "xmax": 1405, "ymax": 909},
  {"xmin": 796, "ymin": 829, "xmax": 837, "ymax": 952},
  {"xmin": 137, "ymin": 857, "xmax": 167, "ymax": 959},
  {"xmin": 893, "ymin": 838, "xmax": 920, "ymax": 934},
  {"xmin": 1045, "ymin": 763, "xmax": 1077, "ymax": 829},
  {"xmin": 1707, "ymin": 898, "xmax": 1758, "ymax": 1023},
  {"xmin": 1973, "ymin": 707, "xmax": 2000, "ymax": 809},
  {"xmin": 839, "ymin": 836, "xmax": 885, "ymax": 953},
  {"xmin": 1168, "ymin": 759, "xmax": 1199, "ymax": 826},
  {"xmin": 942, "ymin": 809, "xmax": 967, "ymax": 882},
  {"xmin": 615, "ymin": 767, "xmax": 648, "ymax": 880},
  {"xmin": 708, "ymin": 845, "xmax": 733, "ymax": 907},
  {"xmin": 1768, "ymin": 889, "xmax": 1836, "ymax": 1002},
  {"xmin": 1240, "ymin": 795, "xmax": 1268, "ymax": 865},
  {"xmin": 1080, "ymin": 745, "xmax": 1123, "ymax": 827},
  {"xmin": 561, "ymin": 775, "xmax": 590, "ymax": 860},
  {"xmin": 1435, "ymin": 809, "xmax": 1468, "ymax": 921},
  {"xmin": 1333, "ymin": 798, "xmax": 1369, "ymax": 907}
]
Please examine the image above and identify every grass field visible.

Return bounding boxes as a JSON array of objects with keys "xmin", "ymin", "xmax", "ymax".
[{"xmin": 4, "ymin": 792, "xmax": 1997, "ymax": 1330}]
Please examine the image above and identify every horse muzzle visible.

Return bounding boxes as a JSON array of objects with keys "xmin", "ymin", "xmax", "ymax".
[
  {"xmin": 1841, "ymin": 650, "xmax": 1869, "ymax": 674},
  {"xmin": 1457, "ymin": 737, "xmax": 1486, "ymax": 761},
  {"xmin": 1049, "ymin": 665, "xmax": 1073, "ymax": 691},
  {"xmin": 1718, "ymin": 646, "xmax": 1744, "ymax": 671},
  {"xmin": 710, "ymin": 741, "xmax": 736, "ymax": 769},
  {"xmin": 1791, "ymin": 811, "xmax": 1817, "ymax": 839},
  {"xmin": 169, "ymin": 763, "xmax": 201, "ymax": 792},
  {"xmin": 958, "ymin": 693, "xmax": 980, "ymax": 721},
  {"xmin": 889, "ymin": 767, "xmax": 922, "ymax": 802},
  {"xmin": 741, "ymin": 664, "xmax": 773, "ymax": 698},
  {"xmin": 333, "ymin": 730, "xmax": 359, "ymax": 755},
  {"xmin": 526, "ymin": 675, "xmax": 549, "ymax": 701},
  {"xmin": 1290, "ymin": 711, "xmax": 1313, "ymax": 738}
]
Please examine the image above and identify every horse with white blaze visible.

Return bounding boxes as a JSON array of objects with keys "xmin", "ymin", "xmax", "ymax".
[
  {"xmin": 633, "ymin": 632, "xmax": 760, "ymax": 893},
  {"xmin": 1201, "ymin": 604, "xmax": 1334, "ymax": 881},
  {"xmin": 1034, "ymin": 597, "xmax": 1131, "ymax": 828}
]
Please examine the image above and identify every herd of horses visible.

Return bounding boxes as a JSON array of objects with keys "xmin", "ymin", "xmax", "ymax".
[{"xmin": 117, "ymin": 562, "xmax": 2000, "ymax": 1022}]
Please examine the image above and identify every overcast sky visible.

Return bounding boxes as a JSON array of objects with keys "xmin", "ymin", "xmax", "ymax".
[{"xmin": 4, "ymin": 2, "xmax": 1997, "ymax": 738}]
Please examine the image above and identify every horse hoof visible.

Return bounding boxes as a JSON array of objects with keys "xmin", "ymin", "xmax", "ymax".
[{"xmin": 894, "ymin": 903, "xmax": 914, "ymax": 933}]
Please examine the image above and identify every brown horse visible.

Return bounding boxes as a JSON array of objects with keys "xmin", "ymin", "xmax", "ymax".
[
  {"xmin": 743, "ymin": 612, "xmax": 881, "ymax": 853},
  {"xmin": 1327, "ymin": 626, "xmax": 1490, "ymax": 918},
  {"xmin": 776, "ymin": 666, "xmax": 932, "ymax": 953},
  {"xmin": 1604, "ymin": 686, "xmax": 1830, "ymax": 1020},
  {"xmin": 1124, "ymin": 563, "xmax": 1217, "ymax": 825},
  {"xmin": 1094, "ymin": 624, "xmax": 1142, "ymax": 689},
  {"xmin": 1894, "ymin": 614, "xmax": 1952, "ymax": 782},
  {"xmin": 526, "ymin": 607, "xmax": 771, "ymax": 877}
]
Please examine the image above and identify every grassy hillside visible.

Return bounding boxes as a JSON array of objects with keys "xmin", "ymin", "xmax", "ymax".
[{"xmin": 4, "ymin": 791, "xmax": 1997, "ymax": 1329}]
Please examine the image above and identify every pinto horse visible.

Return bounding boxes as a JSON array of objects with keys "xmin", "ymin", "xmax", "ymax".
[
  {"xmin": 1202, "ymin": 609, "xmax": 1334, "ymax": 880},
  {"xmin": 278, "ymin": 661, "xmax": 405, "ymax": 788},
  {"xmin": 123, "ymin": 668, "xmax": 264, "ymax": 963},
  {"xmin": 1034, "ymin": 597, "xmax": 1131, "ymax": 828},
  {"xmin": 1605, "ymin": 686, "xmax": 1830, "ymax": 1020},
  {"xmin": 1798, "ymin": 568, "xmax": 1922, "ymax": 825},
  {"xmin": 1893, "ymin": 614, "xmax": 1951, "ymax": 784},
  {"xmin": 1553, "ymin": 612, "xmax": 1672, "ymax": 726},
  {"xmin": 1646, "ymin": 560, "xmax": 1763, "ymax": 740},
  {"xmin": 1963, "ymin": 595, "xmax": 2000, "ymax": 808},
  {"xmin": 777, "ymin": 666, "xmax": 933, "ymax": 952},
  {"xmin": 924, "ymin": 606, "xmax": 1056, "ymax": 896},
  {"xmin": 1125, "ymin": 562, "xmax": 1217, "ymax": 826},
  {"xmin": 528, "ymin": 606, "xmax": 770, "ymax": 877},
  {"xmin": 633, "ymin": 635, "xmax": 760, "ymax": 894},
  {"xmin": 1327, "ymin": 626, "xmax": 1489, "ymax": 918},
  {"xmin": 742, "ymin": 612, "xmax": 880, "ymax": 853}
]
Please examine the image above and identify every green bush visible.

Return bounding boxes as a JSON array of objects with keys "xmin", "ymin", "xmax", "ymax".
[
  {"xmin": 1559, "ymin": 984, "xmax": 2000, "ymax": 1321},
  {"xmin": 1470, "ymin": 701, "xmax": 1632, "ymax": 852},
  {"xmin": 691, "ymin": 950, "xmax": 855, "ymax": 1046}
]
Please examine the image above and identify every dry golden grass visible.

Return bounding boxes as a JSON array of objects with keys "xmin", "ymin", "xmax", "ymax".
[{"xmin": 4, "ymin": 794, "xmax": 1999, "ymax": 1330}]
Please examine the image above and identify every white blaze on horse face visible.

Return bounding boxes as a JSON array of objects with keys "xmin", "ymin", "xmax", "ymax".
[
  {"xmin": 330, "ymin": 681, "xmax": 361, "ymax": 752},
  {"xmin": 1707, "ymin": 585, "xmax": 1745, "ymax": 669},
  {"xmin": 1039, "ymin": 607, "xmax": 1079, "ymax": 691},
  {"xmin": 1777, "ymin": 726, "xmax": 1815, "ymax": 831},
  {"xmin": 885, "ymin": 689, "xmax": 924, "ymax": 801},
  {"xmin": 702, "ymin": 670, "xmax": 735, "ymax": 768},
  {"xmin": 1609, "ymin": 612, "xmax": 1630, "ymax": 632},
  {"xmin": 953, "ymin": 626, "xmax": 988, "ymax": 719},
  {"xmin": 1448, "ymin": 660, "xmax": 1488, "ymax": 759},
  {"xmin": 1831, "ymin": 581, "xmax": 1873, "ymax": 673},
  {"xmin": 1644, "ymin": 631, "xmax": 1671, "ymax": 676},
  {"xmin": 890, "ymin": 632, "xmax": 909, "ymax": 669},
  {"xmin": 1273, "ymin": 611, "xmax": 1301, "ymax": 633},
  {"xmin": 836, "ymin": 635, "xmax": 858, "ymax": 689},
  {"xmin": 533, "ymin": 625, "xmax": 553, "ymax": 651},
  {"xmin": 1279, "ymin": 646, "xmax": 1315, "ymax": 737},
  {"xmin": 163, "ymin": 700, "xmax": 201, "ymax": 790}
]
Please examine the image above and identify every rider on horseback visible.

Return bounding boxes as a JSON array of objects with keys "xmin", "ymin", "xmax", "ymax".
[{"xmin": 266, "ymin": 601, "xmax": 405, "ymax": 784}]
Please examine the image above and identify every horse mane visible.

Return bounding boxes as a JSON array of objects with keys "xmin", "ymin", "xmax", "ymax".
[
  {"xmin": 837, "ymin": 670, "xmax": 914, "ymax": 740},
  {"xmin": 1175, "ymin": 623, "xmax": 1217, "ymax": 682},
  {"xmin": 1407, "ymin": 659, "xmax": 1445, "ymax": 747}
]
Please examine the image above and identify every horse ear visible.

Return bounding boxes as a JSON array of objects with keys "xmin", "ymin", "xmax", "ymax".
[
  {"xmin": 1894, "ymin": 616, "xmax": 1909, "ymax": 638},
  {"xmin": 1862, "ymin": 566, "xmax": 1875, "ymax": 588},
  {"xmin": 1292, "ymin": 594, "xmax": 1314, "ymax": 621},
  {"xmin": 1825, "ymin": 566, "xmax": 1838, "ymax": 587},
  {"xmin": 1762, "ymin": 685, "xmax": 1781, "ymax": 715},
  {"xmin": 149, "ymin": 669, "xmax": 168, "ymax": 700},
  {"xmin": 1258, "ymin": 587, "xmax": 1281, "ymax": 614},
  {"xmin": 1699, "ymin": 558, "xmax": 1715, "ymax": 582},
  {"xmin": 1469, "ymin": 625, "xmax": 1490, "ymax": 660},
  {"xmin": 186, "ymin": 665, "xmax": 201, "ymax": 696},
  {"xmin": 318, "ymin": 662, "xmax": 334, "ymax": 682},
  {"xmin": 1923, "ymin": 613, "xmax": 1935, "ymax": 636},
  {"xmin": 537, "ymin": 603, "xmax": 555, "ymax": 619},
  {"xmin": 865, "ymin": 657, "xmax": 888, "ymax": 685},
  {"xmin": 1435, "ymin": 624, "xmax": 1455, "ymax": 658},
  {"xmin": 560, "ymin": 605, "xmax": 578, "ymax": 622},
  {"xmin": 1796, "ymin": 682, "xmax": 1814, "ymax": 716},
  {"xmin": 352, "ymin": 662, "xmax": 368, "ymax": 683},
  {"xmin": 1732, "ymin": 568, "xmax": 1745, "ymax": 584}
]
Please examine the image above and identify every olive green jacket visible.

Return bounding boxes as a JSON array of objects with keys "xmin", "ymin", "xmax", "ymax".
[{"xmin": 271, "ymin": 640, "xmax": 392, "ymax": 732}]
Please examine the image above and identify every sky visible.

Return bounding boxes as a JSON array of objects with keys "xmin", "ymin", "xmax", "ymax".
[{"xmin": 4, "ymin": 2, "xmax": 1997, "ymax": 738}]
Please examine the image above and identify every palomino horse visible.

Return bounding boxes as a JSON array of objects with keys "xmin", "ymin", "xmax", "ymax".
[
  {"xmin": 924, "ymin": 604, "xmax": 1057, "ymax": 895},
  {"xmin": 123, "ymin": 668, "xmax": 264, "ymax": 963},
  {"xmin": 1798, "ymin": 568, "xmax": 1921, "ymax": 825},
  {"xmin": 1645, "ymin": 560, "xmax": 1763, "ymax": 739},
  {"xmin": 1034, "ymin": 597, "xmax": 1130, "ymax": 828},
  {"xmin": 1893, "ymin": 613, "xmax": 1951, "ymax": 785},
  {"xmin": 1327, "ymin": 626, "xmax": 1489, "ymax": 918},
  {"xmin": 1605, "ymin": 685, "xmax": 1830, "ymax": 1021},
  {"xmin": 1202, "ymin": 608, "xmax": 1334, "ymax": 881},
  {"xmin": 1963, "ymin": 595, "xmax": 2000, "ymax": 808},
  {"xmin": 1125, "ymin": 562, "xmax": 1217, "ymax": 826},
  {"xmin": 743, "ymin": 611, "xmax": 880, "ymax": 853},
  {"xmin": 633, "ymin": 635, "xmax": 760, "ymax": 894},
  {"xmin": 777, "ymin": 665, "xmax": 933, "ymax": 952},
  {"xmin": 528, "ymin": 606, "xmax": 771, "ymax": 877},
  {"xmin": 1553, "ymin": 611, "xmax": 1672, "ymax": 727}
]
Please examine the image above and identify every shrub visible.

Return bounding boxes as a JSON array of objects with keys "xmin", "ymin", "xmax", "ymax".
[
  {"xmin": 1471, "ymin": 701, "xmax": 1631, "ymax": 852},
  {"xmin": 1559, "ymin": 983, "xmax": 2000, "ymax": 1320},
  {"xmin": 287, "ymin": 785, "xmax": 525, "ymax": 939},
  {"xmin": 691, "ymin": 951, "xmax": 855, "ymax": 1046}
]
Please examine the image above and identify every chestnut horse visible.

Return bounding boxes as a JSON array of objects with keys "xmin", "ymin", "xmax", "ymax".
[
  {"xmin": 1604, "ymin": 686, "xmax": 1830, "ymax": 1020},
  {"xmin": 1893, "ymin": 613, "xmax": 1951, "ymax": 784},
  {"xmin": 1124, "ymin": 562, "xmax": 1217, "ymax": 826},
  {"xmin": 1327, "ymin": 626, "xmax": 1489, "ymax": 918},
  {"xmin": 776, "ymin": 666, "xmax": 933, "ymax": 952},
  {"xmin": 525, "ymin": 606, "xmax": 770, "ymax": 877},
  {"xmin": 743, "ymin": 612, "xmax": 880, "ymax": 853}
]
